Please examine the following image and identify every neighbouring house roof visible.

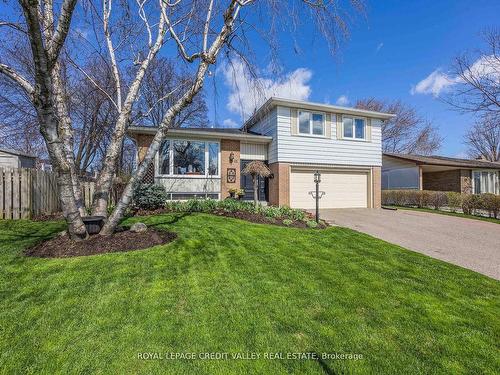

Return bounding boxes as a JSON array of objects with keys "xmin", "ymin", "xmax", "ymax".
[
  {"xmin": 127, "ymin": 126, "xmax": 272, "ymax": 143},
  {"xmin": 384, "ymin": 153, "xmax": 500, "ymax": 170},
  {"xmin": 0, "ymin": 147, "xmax": 36, "ymax": 159},
  {"xmin": 243, "ymin": 97, "xmax": 396, "ymax": 129}
]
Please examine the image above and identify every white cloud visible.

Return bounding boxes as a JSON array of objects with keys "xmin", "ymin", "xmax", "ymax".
[
  {"xmin": 411, "ymin": 54, "xmax": 500, "ymax": 96},
  {"xmin": 223, "ymin": 58, "xmax": 312, "ymax": 119},
  {"xmin": 410, "ymin": 70, "xmax": 457, "ymax": 96},
  {"xmin": 466, "ymin": 55, "xmax": 500, "ymax": 82},
  {"xmin": 376, "ymin": 42, "xmax": 384, "ymax": 53},
  {"xmin": 336, "ymin": 95, "xmax": 349, "ymax": 106},
  {"xmin": 222, "ymin": 118, "xmax": 238, "ymax": 128}
]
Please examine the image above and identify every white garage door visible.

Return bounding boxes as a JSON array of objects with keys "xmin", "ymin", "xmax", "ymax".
[{"xmin": 290, "ymin": 169, "xmax": 369, "ymax": 209}]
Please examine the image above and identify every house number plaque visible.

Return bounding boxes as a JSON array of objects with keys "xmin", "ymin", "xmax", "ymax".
[{"xmin": 227, "ymin": 168, "xmax": 236, "ymax": 183}]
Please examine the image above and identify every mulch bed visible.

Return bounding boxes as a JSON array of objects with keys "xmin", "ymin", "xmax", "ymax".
[
  {"xmin": 25, "ymin": 229, "xmax": 177, "ymax": 258},
  {"xmin": 134, "ymin": 208, "xmax": 328, "ymax": 229},
  {"xmin": 211, "ymin": 210, "xmax": 328, "ymax": 229}
]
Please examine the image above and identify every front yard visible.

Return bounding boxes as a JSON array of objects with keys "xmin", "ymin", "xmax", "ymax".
[{"xmin": 0, "ymin": 214, "xmax": 499, "ymax": 374}]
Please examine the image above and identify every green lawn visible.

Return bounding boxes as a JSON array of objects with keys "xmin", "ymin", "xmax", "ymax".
[
  {"xmin": 0, "ymin": 214, "xmax": 499, "ymax": 374},
  {"xmin": 395, "ymin": 206, "xmax": 500, "ymax": 224}
]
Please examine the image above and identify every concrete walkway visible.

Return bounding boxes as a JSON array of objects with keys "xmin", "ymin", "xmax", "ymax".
[{"xmin": 320, "ymin": 208, "xmax": 500, "ymax": 280}]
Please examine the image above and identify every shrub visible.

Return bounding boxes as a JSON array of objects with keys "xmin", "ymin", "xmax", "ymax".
[
  {"xmin": 462, "ymin": 194, "xmax": 480, "ymax": 215},
  {"xmin": 446, "ymin": 192, "xmax": 462, "ymax": 212},
  {"xmin": 480, "ymin": 193, "xmax": 500, "ymax": 218},
  {"xmin": 133, "ymin": 184, "xmax": 168, "ymax": 210},
  {"xmin": 162, "ymin": 198, "xmax": 306, "ymax": 221},
  {"xmin": 430, "ymin": 191, "xmax": 447, "ymax": 210},
  {"xmin": 306, "ymin": 220, "xmax": 318, "ymax": 228},
  {"xmin": 282, "ymin": 219, "xmax": 293, "ymax": 226}
]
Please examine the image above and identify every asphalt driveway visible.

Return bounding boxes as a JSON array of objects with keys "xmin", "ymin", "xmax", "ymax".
[{"xmin": 320, "ymin": 208, "xmax": 500, "ymax": 280}]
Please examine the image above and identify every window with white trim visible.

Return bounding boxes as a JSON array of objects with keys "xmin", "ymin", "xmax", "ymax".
[
  {"xmin": 473, "ymin": 170, "xmax": 499, "ymax": 194},
  {"xmin": 298, "ymin": 110, "xmax": 325, "ymax": 136},
  {"xmin": 157, "ymin": 140, "xmax": 220, "ymax": 177},
  {"xmin": 343, "ymin": 116, "xmax": 366, "ymax": 140}
]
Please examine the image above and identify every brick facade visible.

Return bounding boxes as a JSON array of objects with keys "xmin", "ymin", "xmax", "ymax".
[
  {"xmin": 268, "ymin": 162, "xmax": 290, "ymax": 206},
  {"xmin": 372, "ymin": 167, "xmax": 381, "ymax": 208},
  {"xmin": 460, "ymin": 169, "xmax": 472, "ymax": 194},
  {"xmin": 220, "ymin": 139, "xmax": 241, "ymax": 199},
  {"xmin": 422, "ymin": 169, "xmax": 472, "ymax": 193}
]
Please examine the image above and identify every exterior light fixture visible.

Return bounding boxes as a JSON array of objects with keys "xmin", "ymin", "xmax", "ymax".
[
  {"xmin": 314, "ymin": 170, "xmax": 321, "ymax": 184},
  {"xmin": 229, "ymin": 152, "xmax": 235, "ymax": 163}
]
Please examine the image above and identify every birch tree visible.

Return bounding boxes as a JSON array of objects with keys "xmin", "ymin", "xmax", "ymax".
[
  {"xmin": 1, "ymin": 0, "xmax": 363, "ymax": 240},
  {"xmin": 0, "ymin": 0, "xmax": 87, "ymax": 239}
]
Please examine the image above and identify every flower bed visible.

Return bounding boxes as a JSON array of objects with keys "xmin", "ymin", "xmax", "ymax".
[{"xmin": 134, "ymin": 198, "xmax": 328, "ymax": 229}]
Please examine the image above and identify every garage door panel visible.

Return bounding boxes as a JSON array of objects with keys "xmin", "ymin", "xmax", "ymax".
[{"xmin": 290, "ymin": 170, "xmax": 368, "ymax": 209}]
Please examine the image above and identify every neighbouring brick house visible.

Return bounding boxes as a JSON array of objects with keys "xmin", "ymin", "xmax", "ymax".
[
  {"xmin": 128, "ymin": 97, "xmax": 395, "ymax": 208},
  {"xmin": 382, "ymin": 153, "xmax": 500, "ymax": 194}
]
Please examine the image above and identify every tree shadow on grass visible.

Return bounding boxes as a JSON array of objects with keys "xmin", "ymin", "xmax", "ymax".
[
  {"xmin": 0, "ymin": 225, "xmax": 61, "ymax": 248},
  {"xmin": 312, "ymin": 352, "xmax": 337, "ymax": 375},
  {"xmin": 123, "ymin": 212, "xmax": 192, "ymax": 230}
]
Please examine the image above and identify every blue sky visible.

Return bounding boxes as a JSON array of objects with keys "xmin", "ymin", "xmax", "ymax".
[
  {"xmin": 1, "ymin": 1, "xmax": 498, "ymax": 156},
  {"xmin": 206, "ymin": 0, "xmax": 500, "ymax": 157}
]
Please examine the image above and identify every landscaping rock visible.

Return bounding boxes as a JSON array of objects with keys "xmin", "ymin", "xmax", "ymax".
[{"xmin": 130, "ymin": 222, "xmax": 147, "ymax": 233}]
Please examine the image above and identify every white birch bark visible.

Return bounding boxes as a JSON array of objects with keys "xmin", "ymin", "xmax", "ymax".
[
  {"xmin": 41, "ymin": 0, "xmax": 86, "ymax": 217},
  {"xmin": 91, "ymin": 0, "xmax": 167, "ymax": 217},
  {"xmin": 17, "ymin": 0, "xmax": 87, "ymax": 239},
  {"xmin": 101, "ymin": 0, "xmax": 245, "ymax": 234}
]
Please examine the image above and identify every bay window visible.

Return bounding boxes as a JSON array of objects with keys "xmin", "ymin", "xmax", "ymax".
[
  {"xmin": 157, "ymin": 140, "xmax": 220, "ymax": 177},
  {"xmin": 473, "ymin": 170, "xmax": 499, "ymax": 194},
  {"xmin": 298, "ymin": 110, "xmax": 325, "ymax": 136},
  {"xmin": 158, "ymin": 140, "xmax": 170, "ymax": 175},
  {"xmin": 208, "ymin": 142, "xmax": 219, "ymax": 175},
  {"xmin": 343, "ymin": 116, "xmax": 366, "ymax": 140},
  {"xmin": 174, "ymin": 140, "xmax": 205, "ymax": 175}
]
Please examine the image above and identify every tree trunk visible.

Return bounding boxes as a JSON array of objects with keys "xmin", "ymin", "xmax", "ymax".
[
  {"xmin": 100, "ymin": 1, "xmax": 239, "ymax": 234},
  {"xmin": 19, "ymin": 0, "xmax": 87, "ymax": 240},
  {"xmin": 39, "ymin": 112, "xmax": 88, "ymax": 240},
  {"xmin": 52, "ymin": 62, "xmax": 86, "ymax": 217},
  {"xmin": 91, "ymin": 12, "xmax": 167, "ymax": 217},
  {"xmin": 253, "ymin": 175, "xmax": 258, "ymax": 207},
  {"xmin": 100, "ymin": 62, "xmax": 211, "ymax": 235}
]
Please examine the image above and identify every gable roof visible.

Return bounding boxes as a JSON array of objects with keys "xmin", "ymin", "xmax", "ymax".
[
  {"xmin": 0, "ymin": 147, "xmax": 36, "ymax": 159},
  {"xmin": 243, "ymin": 97, "xmax": 396, "ymax": 129},
  {"xmin": 384, "ymin": 153, "xmax": 500, "ymax": 169}
]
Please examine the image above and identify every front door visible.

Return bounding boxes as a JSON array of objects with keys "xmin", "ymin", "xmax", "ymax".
[{"xmin": 240, "ymin": 160, "xmax": 268, "ymax": 201}]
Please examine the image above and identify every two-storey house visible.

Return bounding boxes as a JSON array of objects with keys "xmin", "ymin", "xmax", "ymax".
[{"xmin": 129, "ymin": 97, "xmax": 394, "ymax": 209}]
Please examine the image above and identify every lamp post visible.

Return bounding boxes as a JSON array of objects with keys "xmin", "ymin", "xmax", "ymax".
[{"xmin": 314, "ymin": 171, "xmax": 321, "ymax": 223}]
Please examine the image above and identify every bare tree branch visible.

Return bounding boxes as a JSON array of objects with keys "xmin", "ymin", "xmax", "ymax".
[
  {"xmin": 356, "ymin": 98, "xmax": 442, "ymax": 155},
  {"xmin": 0, "ymin": 63, "xmax": 34, "ymax": 97}
]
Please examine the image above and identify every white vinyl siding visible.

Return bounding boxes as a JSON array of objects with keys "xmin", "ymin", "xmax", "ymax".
[
  {"xmin": 250, "ymin": 108, "xmax": 278, "ymax": 163},
  {"xmin": 275, "ymin": 106, "xmax": 382, "ymax": 166},
  {"xmin": 290, "ymin": 169, "xmax": 369, "ymax": 208},
  {"xmin": 240, "ymin": 143, "xmax": 268, "ymax": 160},
  {"xmin": 0, "ymin": 153, "xmax": 19, "ymax": 168}
]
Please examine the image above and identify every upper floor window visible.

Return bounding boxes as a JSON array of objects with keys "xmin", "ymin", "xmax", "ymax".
[
  {"xmin": 158, "ymin": 140, "xmax": 220, "ymax": 177},
  {"xmin": 298, "ymin": 111, "xmax": 325, "ymax": 136},
  {"xmin": 343, "ymin": 116, "xmax": 366, "ymax": 140}
]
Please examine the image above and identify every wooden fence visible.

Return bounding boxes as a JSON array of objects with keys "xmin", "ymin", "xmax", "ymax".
[{"xmin": 0, "ymin": 167, "xmax": 97, "ymax": 220}]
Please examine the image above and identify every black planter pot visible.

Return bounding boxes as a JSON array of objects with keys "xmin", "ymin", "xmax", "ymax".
[{"xmin": 82, "ymin": 216, "xmax": 105, "ymax": 235}]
